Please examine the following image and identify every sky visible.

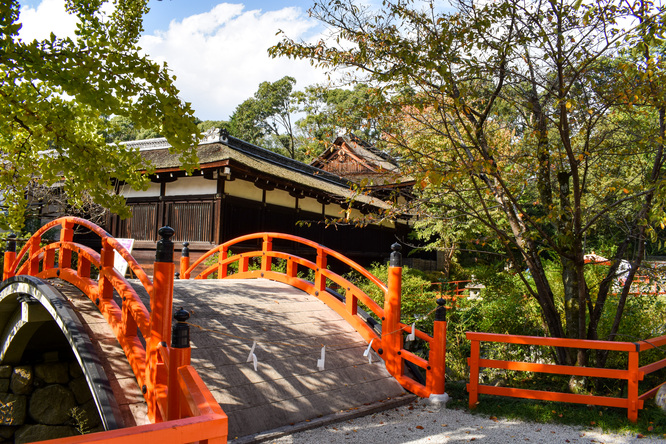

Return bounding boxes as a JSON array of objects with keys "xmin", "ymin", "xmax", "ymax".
[{"xmin": 16, "ymin": 0, "xmax": 337, "ymax": 120}]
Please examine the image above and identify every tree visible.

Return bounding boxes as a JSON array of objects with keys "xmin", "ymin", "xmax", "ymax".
[
  {"xmin": 0, "ymin": 0, "xmax": 199, "ymax": 231},
  {"xmin": 271, "ymin": 0, "xmax": 666, "ymax": 366},
  {"xmin": 294, "ymin": 83, "xmax": 387, "ymax": 157},
  {"xmin": 228, "ymin": 76, "xmax": 299, "ymax": 158},
  {"xmin": 103, "ymin": 115, "xmax": 161, "ymax": 143}
]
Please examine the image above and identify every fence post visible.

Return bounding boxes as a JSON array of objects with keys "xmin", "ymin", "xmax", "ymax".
[
  {"xmin": 427, "ymin": 297, "xmax": 448, "ymax": 399},
  {"xmin": 627, "ymin": 348, "xmax": 640, "ymax": 422},
  {"xmin": 167, "ymin": 307, "xmax": 191, "ymax": 421},
  {"xmin": 179, "ymin": 242, "xmax": 190, "ymax": 279},
  {"xmin": 3, "ymin": 234, "xmax": 16, "ymax": 280},
  {"xmin": 146, "ymin": 226, "xmax": 176, "ymax": 422},
  {"xmin": 384, "ymin": 243, "xmax": 403, "ymax": 379},
  {"xmin": 468, "ymin": 336, "xmax": 480, "ymax": 409}
]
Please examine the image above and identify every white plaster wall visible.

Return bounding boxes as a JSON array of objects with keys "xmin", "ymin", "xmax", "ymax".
[
  {"xmin": 381, "ymin": 219, "xmax": 396, "ymax": 228},
  {"xmin": 225, "ymin": 179, "xmax": 263, "ymax": 201},
  {"xmin": 298, "ymin": 197, "xmax": 322, "ymax": 214},
  {"xmin": 266, "ymin": 189, "xmax": 295, "ymax": 209},
  {"xmin": 120, "ymin": 181, "xmax": 161, "ymax": 198},
  {"xmin": 325, "ymin": 203, "xmax": 345, "ymax": 218},
  {"xmin": 165, "ymin": 176, "xmax": 217, "ymax": 196}
]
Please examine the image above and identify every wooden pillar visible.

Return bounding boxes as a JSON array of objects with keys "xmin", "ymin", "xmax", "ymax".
[
  {"xmin": 428, "ymin": 298, "xmax": 447, "ymax": 396},
  {"xmin": 3, "ymin": 234, "xmax": 16, "ymax": 280},
  {"xmin": 146, "ymin": 226, "xmax": 175, "ymax": 422},
  {"xmin": 383, "ymin": 243, "xmax": 403, "ymax": 380}
]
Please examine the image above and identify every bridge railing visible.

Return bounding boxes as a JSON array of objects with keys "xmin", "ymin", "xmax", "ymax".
[
  {"xmin": 466, "ymin": 332, "xmax": 666, "ymax": 422},
  {"xmin": 180, "ymin": 232, "xmax": 447, "ymax": 399},
  {"xmin": 3, "ymin": 217, "xmax": 227, "ymax": 442}
]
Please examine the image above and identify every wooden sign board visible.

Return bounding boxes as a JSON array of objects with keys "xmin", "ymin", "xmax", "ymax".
[{"xmin": 113, "ymin": 238, "xmax": 135, "ymax": 277}]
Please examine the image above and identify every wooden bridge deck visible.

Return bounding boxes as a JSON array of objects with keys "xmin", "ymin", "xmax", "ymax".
[
  {"xmin": 124, "ymin": 278, "xmax": 410, "ymax": 441},
  {"xmin": 54, "ymin": 280, "xmax": 149, "ymax": 429}
]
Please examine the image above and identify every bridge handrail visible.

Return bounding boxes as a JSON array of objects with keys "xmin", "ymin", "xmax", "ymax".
[
  {"xmin": 9, "ymin": 216, "xmax": 154, "ymax": 297},
  {"xmin": 182, "ymin": 232, "xmax": 388, "ymax": 292},
  {"xmin": 3, "ymin": 217, "xmax": 228, "ymax": 440},
  {"xmin": 181, "ymin": 233, "xmax": 448, "ymax": 400},
  {"xmin": 466, "ymin": 331, "xmax": 666, "ymax": 423}
]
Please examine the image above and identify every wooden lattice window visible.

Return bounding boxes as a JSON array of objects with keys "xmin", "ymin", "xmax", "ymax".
[
  {"xmin": 167, "ymin": 201, "xmax": 214, "ymax": 242},
  {"xmin": 119, "ymin": 204, "xmax": 157, "ymax": 240}
]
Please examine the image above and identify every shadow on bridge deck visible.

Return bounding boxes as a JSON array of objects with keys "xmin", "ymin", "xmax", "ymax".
[{"xmin": 129, "ymin": 278, "xmax": 412, "ymax": 442}]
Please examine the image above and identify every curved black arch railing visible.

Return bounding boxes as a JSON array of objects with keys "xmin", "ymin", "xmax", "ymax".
[{"xmin": 0, "ymin": 275, "xmax": 122, "ymax": 431}]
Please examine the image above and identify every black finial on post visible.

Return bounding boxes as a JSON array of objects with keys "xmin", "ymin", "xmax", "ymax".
[
  {"xmin": 6, "ymin": 234, "xmax": 16, "ymax": 253},
  {"xmin": 390, "ymin": 242, "xmax": 402, "ymax": 267},
  {"xmin": 156, "ymin": 226, "xmax": 175, "ymax": 263},
  {"xmin": 172, "ymin": 307, "xmax": 190, "ymax": 348},
  {"xmin": 435, "ymin": 297, "xmax": 447, "ymax": 322},
  {"xmin": 181, "ymin": 241, "xmax": 190, "ymax": 257}
]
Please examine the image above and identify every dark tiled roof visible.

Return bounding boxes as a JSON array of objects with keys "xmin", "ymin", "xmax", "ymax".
[{"xmin": 133, "ymin": 136, "xmax": 351, "ymax": 189}]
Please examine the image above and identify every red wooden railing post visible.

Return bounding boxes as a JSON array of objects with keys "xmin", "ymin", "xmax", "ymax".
[
  {"xmin": 627, "ymin": 349, "xmax": 640, "ymax": 422},
  {"xmin": 3, "ymin": 234, "xmax": 17, "ymax": 280},
  {"xmin": 315, "ymin": 247, "xmax": 327, "ymax": 294},
  {"xmin": 147, "ymin": 226, "xmax": 176, "ymax": 422},
  {"xmin": 384, "ymin": 243, "xmax": 403, "ymax": 379},
  {"xmin": 468, "ymin": 337, "xmax": 480, "ymax": 409},
  {"xmin": 427, "ymin": 298, "xmax": 447, "ymax": 396},
  {"xmin": 28, "ymin": 234, "xmax": 40, "ymax": 276},
  {"xmin": 261, "ymin": 234, "xmax": 272, "ymax": 273},
  {"xmin": 168, "ymin": 307, "xmax": 192, "ymax": 420},
  {"xmin": 179, "ymin": 242, "xmax": 190, "ymax": 279},
  {"xmin": 58, "ymin": 219, "xmax": 74, "ymax": 269},
  {"xmin": 98, "ymin": 238, "xmax": 114, "ymax": 301},
  {"xmin": 218, "ymin": 245, "xmax": 228, "ymax": 278},
  {"xmin": 286, "ymin": 256, "xmax": 297, "ymax": 278}
]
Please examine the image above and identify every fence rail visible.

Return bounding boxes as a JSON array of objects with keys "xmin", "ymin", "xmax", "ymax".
[{"xmin": 466, "ymin": 331, "xmax": 666, "ymax": 422}]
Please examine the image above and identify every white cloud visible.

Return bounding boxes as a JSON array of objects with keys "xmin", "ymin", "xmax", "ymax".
[
  {"xmin": 15, "ymin": 1, "xmax": 331, "ymax": 121},
  {"xmin": 140, "ymin": 4, "xmax": 329, "ymax": 120},
  {"xmin": 18, "ymin": 0, "xmax": 78, "ymax": 41}
]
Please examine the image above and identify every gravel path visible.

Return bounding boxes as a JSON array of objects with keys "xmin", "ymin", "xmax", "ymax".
[{"xmin": 271, "ymin": 399, "xmax": 663, "ymax": 443}]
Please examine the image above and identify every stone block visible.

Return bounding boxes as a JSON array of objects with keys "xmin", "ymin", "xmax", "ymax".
[
  {"xmin": 0, "ymin": 425, "xmax": 17, "ymax": 439},
  {"xmin": 35, "ymin": 363, "xmax": 70, "ymax": 385},
  {"xmin": 29, "ymin": 385, "xmax": 77, "ymax": 425},
  {"xmin": 75, "ymin": 399, "xmax": 102, "ymax": 431},
  {"xmin": 14, "ymin": 424, "xmax": 77, "ymax": 443},
  {"xmin": 69, "ymin": 361, "xmax": 83, "ymax": 379},
  {"xmin": 0, "ymin": 394, "xmax": 27, "ymax": 425},
  {"xmin": 656, "ymin": 384, "xmax": 666, "ymax": 412},
  {"xmin": 0, "ymin": 366, "xmax": 11, "ymax": 379},
  {"xmin": 0, "ymin": 380, "xmax": 9, "ymax": 393},
  {"xmin": 68, "ymin": 377, "xmax": 92, "ymax": 404},
  {"xmin": 10, "ymin": 367, "xmax": 33, "ymax": 395}
]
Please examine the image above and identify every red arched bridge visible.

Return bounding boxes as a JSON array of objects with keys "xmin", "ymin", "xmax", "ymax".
[{"xmin": 1, "ymin": 217, "xmax": 448, "ymax": 443}]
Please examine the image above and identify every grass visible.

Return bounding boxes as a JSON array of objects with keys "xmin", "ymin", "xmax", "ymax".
[{"xmin": 443, "ymin": 380, "xmax": 666, "ymax": 438}]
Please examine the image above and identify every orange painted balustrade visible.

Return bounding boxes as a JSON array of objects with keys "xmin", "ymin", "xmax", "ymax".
[
  {"xmin": 3, "ymin": 217, "xmax": 227, "ymax": 443},
  {"xmin": 180, "ymin": 234, "xmax": 448, "ymax": 399},
  {"xmin": 466, "ymin": 332, "xmax": 666, "ymax": 422}
]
